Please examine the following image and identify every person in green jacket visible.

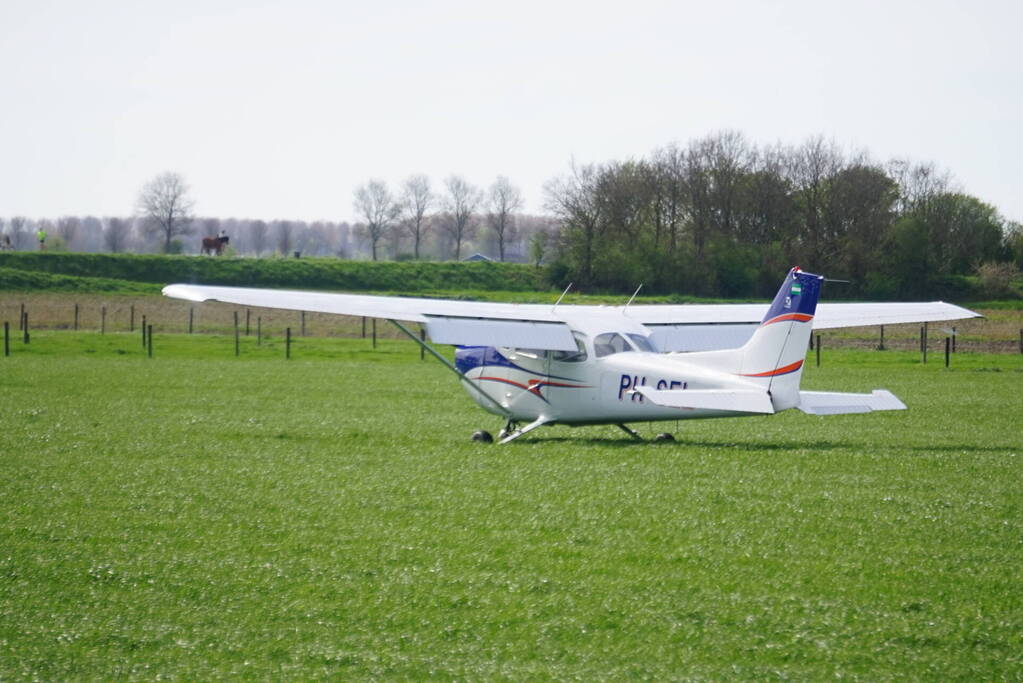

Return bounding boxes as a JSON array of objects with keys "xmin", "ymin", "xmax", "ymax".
[{"xmin": 37, "ymin": 228, "xmax": 46, "ymax": 250}]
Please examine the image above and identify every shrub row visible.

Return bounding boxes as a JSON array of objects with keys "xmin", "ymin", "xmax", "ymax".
[
  {"xmin": 0, "ymin": 253, "xmax": 544, "ymax": 292},
  {"xmin": 0, "ymin": 267, "xmax": 161, "ymax": 294}
]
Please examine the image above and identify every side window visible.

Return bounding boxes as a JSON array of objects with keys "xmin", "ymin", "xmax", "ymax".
[
  {"xmin": 593, "ymin": 332, "xmax": 631, "ymax": 358},
  {"xmin": 550, "ymin": 334, "xmax": 588, "ymax": 363}
]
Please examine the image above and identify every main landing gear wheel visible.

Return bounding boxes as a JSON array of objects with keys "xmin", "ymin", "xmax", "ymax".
[
  {"xmin": 498, "ymin": 420, "xmax": 519, "ymax": 441},
  {"xmin": 471, "ymin": 430, "xmax": 494, "ymax": 443},
  {"xmin": 653, "ymin": 432, "xmax": 676, "ymax": 442}
]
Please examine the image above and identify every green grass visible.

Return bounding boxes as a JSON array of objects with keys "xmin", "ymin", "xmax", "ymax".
[{"xmin": 2, "ymin": 334, "xmax": 1022, "ymax": 678}]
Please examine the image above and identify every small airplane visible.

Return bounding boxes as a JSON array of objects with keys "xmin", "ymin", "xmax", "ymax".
[{"xmin": 164, "ymin": 267, "xmax": 980, "ymax": 443}]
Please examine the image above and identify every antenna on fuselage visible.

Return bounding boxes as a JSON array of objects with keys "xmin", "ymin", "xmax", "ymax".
[
  {"xmin": 552, "ymin": 282, "xmax": 573, "ymax": 312},
  {"xmin": 624, "ymin": 284, "xmax": 643, "ymax": 312}
]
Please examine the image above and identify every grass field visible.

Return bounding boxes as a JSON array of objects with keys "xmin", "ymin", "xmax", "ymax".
[{"xmin": 2, "ymin": 333, "xmax": 1022, "ymax": 679}]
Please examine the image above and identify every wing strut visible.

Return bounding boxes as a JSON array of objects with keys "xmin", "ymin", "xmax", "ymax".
[{"xmin": 388, "ymin": 319, "xmax": 511, "ymax": 419}]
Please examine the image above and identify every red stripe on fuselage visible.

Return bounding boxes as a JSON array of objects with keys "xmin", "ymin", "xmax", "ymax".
[
  {"xmin": 740, "ymin": 359, "xmax": 804, "ymax": 378},
  {"xmin": 474, "ymin": 376, "xmax": 589, "ymax": 400},
  {"xmin": 762, "ymin": 313, "xmax": 813, "ymax": 326}
]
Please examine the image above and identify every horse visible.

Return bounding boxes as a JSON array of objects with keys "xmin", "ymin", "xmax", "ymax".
[{"xmin": 201, "ymin": 235, "xmax": 229, "ymax": 255}]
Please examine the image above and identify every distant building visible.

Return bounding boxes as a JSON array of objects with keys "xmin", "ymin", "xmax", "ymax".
[{"xmin": 462, "ymin": 252, "xmax": 493, "ymax": 262}]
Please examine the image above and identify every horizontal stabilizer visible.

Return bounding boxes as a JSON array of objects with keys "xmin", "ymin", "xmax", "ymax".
[
  {"xmin": 798, "ymin": 389, "xmax": 906, "ymax": 415},
  {"xmin": 632, "ymin": 387, "xmax": 775, "ymax": 414}
]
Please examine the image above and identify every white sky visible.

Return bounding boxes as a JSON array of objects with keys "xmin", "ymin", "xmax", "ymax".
[{"xmin": 1, "ymin": 0, "xmax": 1020, "ymax": 224}]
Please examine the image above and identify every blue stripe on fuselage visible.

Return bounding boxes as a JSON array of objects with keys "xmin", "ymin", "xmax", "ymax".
[{"xmin": 454, "ymin": 346, "xmax": 579, "ymax": 382}]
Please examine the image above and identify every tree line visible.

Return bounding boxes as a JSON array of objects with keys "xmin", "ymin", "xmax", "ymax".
[
  {"xmin": 0, "ymin": 172, "xmax": 555, "ymax": 264},
  {"xmin": 3, "ymin": 131, "xmax": 1021, "ymax": 298},
  {"xmin": 543, "ymin": 131, "xmax": 1022, "ymax": 299}
]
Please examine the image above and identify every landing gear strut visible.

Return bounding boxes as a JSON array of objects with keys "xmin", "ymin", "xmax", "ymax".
[
  {"xmin": 495, "ymin": 417, "xmax": 551, "ymax": 444},
  {"xmin": 498, "ymin": 420, "xmax": 518, "ymax": 441},
  {"xmin": 616, "ymin": 424, "xmax": 643, "ymax": 441}
]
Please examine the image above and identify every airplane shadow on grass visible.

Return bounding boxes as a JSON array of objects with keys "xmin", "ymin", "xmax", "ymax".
[{"xmin": 515, "ymin": 434, "xmax": 1015, "ymax": 455}]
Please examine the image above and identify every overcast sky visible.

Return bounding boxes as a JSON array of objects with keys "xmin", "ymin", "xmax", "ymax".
[{"xmin": 1, "ymin": 0, "xmax": 1020, "ymax": 224}]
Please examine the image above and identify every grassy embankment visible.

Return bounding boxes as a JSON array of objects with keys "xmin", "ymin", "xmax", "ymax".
[{"xmin": 1, "ymin": 332, "xmax": 1022, "ymax": 678}]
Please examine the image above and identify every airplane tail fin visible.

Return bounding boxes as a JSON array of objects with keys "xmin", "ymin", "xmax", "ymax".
[{"xmin": 738, "ymin": 267, "xmax": 823, "ymax": 411}]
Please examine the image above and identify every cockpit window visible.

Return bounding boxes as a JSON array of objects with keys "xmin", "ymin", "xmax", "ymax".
[
  {"xmin": 593, "ymin": 332, "xmax": 632, "ymax": 358},
  {"xmin": 628, "ymin": 334, "xmax": 655, "ymax": 352},
  {"xmin": 550, "ymin": 334, "xmax": 588, "ymax": 363}
]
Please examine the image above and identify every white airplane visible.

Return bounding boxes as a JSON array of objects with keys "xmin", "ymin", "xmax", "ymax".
[{"xmin": 164, "ymin": 267, "xmax": 980, "ymax": 444}]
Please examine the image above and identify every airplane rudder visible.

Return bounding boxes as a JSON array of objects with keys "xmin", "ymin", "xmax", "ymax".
[{"xmin": 760, "ymin": 267, "xmax": 823, "ymax": 325}]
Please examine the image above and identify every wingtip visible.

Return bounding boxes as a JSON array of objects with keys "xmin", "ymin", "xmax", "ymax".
[{"xmin": 162, "ymin": 284, "xmax": 209, "ymax": 302}]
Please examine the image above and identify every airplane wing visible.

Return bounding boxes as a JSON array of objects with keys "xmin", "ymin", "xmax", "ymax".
[
  {"xmin": 161, "ymin": 284, "xmax": 581, "ymax": 351},
  {"xmin": 632, "ymin": 387, "xmax": 775, "ymax": 414},
  {"xmin": 797, "ymin": 390, "xmax": 906, "ymax": 415},
  {"xmin": 626, "ymin": 300, "xmax": 980, "ymax": 328},
  {"xmin": 630, "ymin": 301, "xmax": 980, "ymax": 351},
  {"xmin": 163, "ymin": 283, "xmax": 981, "ymax": 353}
]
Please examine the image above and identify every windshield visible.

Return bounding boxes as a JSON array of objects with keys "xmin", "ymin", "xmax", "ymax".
[
  {"xmin": 594, "ymin": 332, "xmax": 633, "ymax": 358},
  {"xmin": 628, "ymin": 334, "xmax": 655, "ymax": 352}
]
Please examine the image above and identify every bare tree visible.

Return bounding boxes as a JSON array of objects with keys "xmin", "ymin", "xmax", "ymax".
[
  {"xmin": 544, "ymin": 162, "xmax": 604, "ymax": 284},
  {"xmin": 249, "ymin": 220, "xmax": 268, "ymax": 256},
  {"xmin": 137, "ymin": 172, "xmax": 195, "ymax": 253},
  {"xmin": 103, "ymin": 217, "xmax": 132, "ymax": 253},
  {"xmin": 354, "ymin": 179, "xmax": 400, "ymax": 261},
  {"xmin": 785, "ymin": 136, "xmax": 844, "ymax": 263},
  {"xmin": 441, "ymin": 175, "xmax": 483, "ymax": 260},
  {"xmin": 400, "ymin": 174, "xmax": 433, "ymax": 260},
  {"xmin": 274, "ymin": 220, "xmax": 294, "ymax": 255},
  {"xmin": 485, "ymin": 176, "xmax": 523, "ymax": 261},
  {"xmin": 56, "ymin": 216, "xmax": 81, "ymax": 251},
  {"xmin": 8, "ymin": 217, "xmax": 29, "ymax": 250}
]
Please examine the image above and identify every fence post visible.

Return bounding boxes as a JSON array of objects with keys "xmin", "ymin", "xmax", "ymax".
[
  {"xmin": 945, "ymin": 337, "xmax": 950, "ymax": 368},
  {"xmin": 815, "ymin": 334, "xmax": 821, "ymax": 367},
  {"xmin": 286, "ymin": 327, "xmax": 291, "ymax": 359},
  {"xmin": 142, "ymin": 315, "xmax": 147, "ymax": 348},
  {"xmin": 372, "ymin": 319, "xmax": 377, "ymax": 349},
  {"xmin": 257, "ymin": 317, "xmax": 262, "ymax": 346},
  {"xmin": 362, "ymin": 317, "xmax": 366, "ymax": 338},
  {"xmin": 234, "ymin": 311, "xmax": 240, "ymax": 357},
  {"xmin": 4, "ymin": 321, "xmax": 9, "ymax": 356},
  {"xmin": 952, "ymin": 326, "xmax": 956, "ymax": 353},
  {"xmin": 245, "ymin": 309, "xmax": 251, "ymax": 336},
  {"xmin": 921, "ymin": 324, "xmax": 927, "ymax": 364},
  {"xmin": 1019, "ymin": 329, "xmax": 1022, "ymax": 354},
  {"xmin": 130, "ymin": 305, "xmax": 135, "ymax": 332},
  {"xmin": 301, "ymin": 311, "xmax": 306, "ymax": 337},
  {"xmin": 19, "ymin": 303, "xmax": 24, "ymax": 331},
  {"xmin": 420, "ymin": 326, "xmax": 425, "ymax": 360},
  {"xmin": 147, "ymin": 325, "xmax": 153, "ymax": 358},
  {"xmin": 878, "ymin": 325, "xmax": 885, "ymax": 351},
  {"xmin": 101, "ymin": 306, "xmax": 106, "ymax": 334},
  {"xmin": 189, "ymin": 307, "xmax": 194, "ymax": 334},
  {"xmin": 74, "ymin": 303, "xmax": 79, "ymax": 331},
  {"xmin": 22, "ymin": 312, "xmax": 29, "ymax": 344}
]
